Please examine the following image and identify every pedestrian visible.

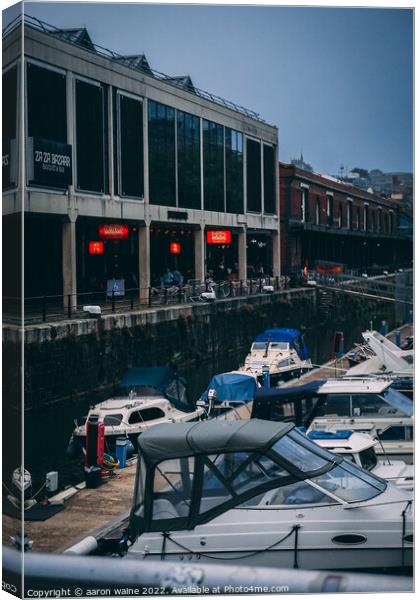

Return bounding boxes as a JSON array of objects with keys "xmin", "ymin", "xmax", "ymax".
[
  {"xmin": 161, "ymin": 268, "xmax": 175, "ymax": 288},
  {"xmin": 172, "ymin": 268, "xmax": 183, "ymax": 286}
]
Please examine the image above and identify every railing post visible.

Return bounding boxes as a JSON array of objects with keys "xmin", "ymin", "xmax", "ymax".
[
  {"xmin": 148, "ymin": 287, "xmax": 152, "ymax": 308},
  {"xmin": 130, "ymin": 293, "xmax": 134, "ymax": 310},
  {"xmin": 164, "ymin": 287, "xmax": 168, "ymax": 305},
  {"xmin": 276, "ymin": 276, "xmax": 280, "ymax": 291},
  {"xmin": 42, "ymin": 297, "xmax": 46, "ymax": 323},
  {"xmin": 249, "ymin": 279, "xmax": 253, "ymax": 295},
  {"xmin": 67, "ymin": 294, "xmax": 72, "ymax": 319},
  {"xmin": 178, "ymin": 285, "xmax": 183, "ymax": 304},
  {"xmin": 239, "ymin": 280, "xmax": 243, "ymax": 296},
  {"xmin": 111, "ymin": 290, "xmax": 115, "ymax": 312},
  {"xmin": 229, "ymin": 280, "xmax": 233, "ymax": 297},
  {"xmin": 259, "ymin": 277, "xmax": 263, "ymax": 293}
]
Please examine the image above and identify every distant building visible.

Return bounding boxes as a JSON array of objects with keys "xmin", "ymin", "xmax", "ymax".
[
  {"xmin": 291, "ymin": 153, "xmax": 313, "ymax": 173},
  {"xmin": 279, "ymin": 162, "xmax": 412, "ymax": 275}
]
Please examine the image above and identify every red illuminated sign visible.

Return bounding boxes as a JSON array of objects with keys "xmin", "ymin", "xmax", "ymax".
[
  {"xmin": 170, "ymin": 242, "xmax": 181, "ymax": 255},
  {"xmin": 89, "ymin": 241, "xmax": 104, "ymax": 255},
  {"xmin": 206, "ymin": 230, "xmax": 232, "ymax": 244},
  {"xmin": 99, "ymin": 224, "xmax": 129, "ymax": 239}
]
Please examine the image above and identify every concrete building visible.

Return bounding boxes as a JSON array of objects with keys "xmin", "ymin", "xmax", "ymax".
[
  {"xmin": 3, "ymin": 16, "xmax": 279, "ymax": 305},
  {"xmin": 279, "ymin": 162, "xmax": 412, "ymax": 275}
]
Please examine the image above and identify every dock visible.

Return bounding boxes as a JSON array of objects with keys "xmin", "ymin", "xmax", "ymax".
[
  {"xmin": 2, "ymin": 324, "xmax": 411, "ymax": 554},
  {"xmin": 2, "ymin": 405, "xmax": 252, "ymax": 553}
]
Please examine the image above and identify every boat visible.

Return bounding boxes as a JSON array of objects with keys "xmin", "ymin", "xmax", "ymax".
[
  {"xmin": 197, "ymin": 371, "xmax": 258, "ymax": 417},
  {"xmin": 69, "ymin": 367, "xmax": 205, "ymax": 456},
  {"xmin": 125, "ymin": 419, "xmax": 413, "ymax": 572},
  {"xmin": 307, "ymin": 430, "xmax": 413, "ymax": 490},
  {"xmin": 240, "ymin": 328, "xmax": 312, "ymax": 385},
  {"xmin": 251, "ymin": 378, "xmax": 413, "ymax": 462},
  {"xmin": 346, "ymin": 330, "xmax": 413, "ymax": 378}
]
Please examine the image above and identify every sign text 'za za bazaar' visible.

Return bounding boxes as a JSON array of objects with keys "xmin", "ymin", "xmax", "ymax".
[{"xmin": 27, "ymin": 137, "xmax": 72, "ymax": 188}]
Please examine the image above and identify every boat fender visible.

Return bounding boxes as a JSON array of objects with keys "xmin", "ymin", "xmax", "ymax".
[{"xmin": 64, "ymin": 536, "xmax": 98, "ymax": 555}]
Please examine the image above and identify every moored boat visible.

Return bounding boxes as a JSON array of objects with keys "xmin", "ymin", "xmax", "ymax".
[{"xmin": 125, "ymin": 419, "xmax": 413, "ymax": 572}]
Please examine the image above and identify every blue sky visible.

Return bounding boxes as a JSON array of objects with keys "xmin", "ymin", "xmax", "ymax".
[{"xmin": 4, "ymin": 2, "xmax": 413, "ymax": 175}]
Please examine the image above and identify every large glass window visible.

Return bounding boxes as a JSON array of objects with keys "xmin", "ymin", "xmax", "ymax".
[
  {"xmin": 2, "ymin": 65, "xmax": 17, "ymax": 189},
  {"xmin": 27, "ymin": 63, "xmax": 67, "ymax": 143},
  {"xmin": 324, "ymin": 394, "xmax": 351, "ymax": 417},
  {"xmin": 263, "ymin": 145, "xmax": 276, "ymax": 214},
  {"xmin": 117, "ymin": 92, "xmax": 143, "ymax": 198},
  {"xmin": 148, "ymin": 100, "xmax": 176, "ymax": 206},
  {"xmin": 177, "ymin": 110, "xmax": 201, "ymax": 209},
  {"xmin": 271, "ymin": 432, "xmax": 331, "ymax": 473},
  {"xmin": 312, "ymin": 463, "xmax": 385, "ymax": 502},
  {"xmin": 246, "ymin": 138, "xmax": 261, "ymax": 212},
  {"xmin": 75, "ymin": 79, "xmax": 107, "ymax": 193},
  {"xmin": 203, "ymin": 120, "xmax": 224, "ymax": 212},
  {"xmin": 225, "ymin": 128, "xmax": 244, "ymax": 214}
]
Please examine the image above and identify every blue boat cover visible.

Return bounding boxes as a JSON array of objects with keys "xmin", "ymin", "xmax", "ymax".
[
  {"xmin": 254, "ymin": 328, "xmax": 310, "ymax": 360},
  {"xmin": 307, "ymin": 430, "xmax": 353, "ymax": 440},
  {"xmin": 200, "ymin": 372, "xmax": 257, "ymax": 404},
  {"xmin": 120, "ymin": 367, "xmax": 194, "ymax": 412},
  {"xmin": 254, "ymin": 380, "xmax": 325, "ymax": 403}
]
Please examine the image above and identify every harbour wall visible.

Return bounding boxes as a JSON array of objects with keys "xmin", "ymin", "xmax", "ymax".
[{"xmin": 4, "ymin": 286, "xmax": 398, "ymax": 411}]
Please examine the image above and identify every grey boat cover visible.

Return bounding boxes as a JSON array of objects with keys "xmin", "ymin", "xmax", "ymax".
[{"xmin": 138, "ymin": 418, "xmax": 294, "ymax": 465}]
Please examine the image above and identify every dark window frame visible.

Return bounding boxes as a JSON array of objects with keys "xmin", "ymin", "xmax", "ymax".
[{"xmin": 116, "ymin": 90, "xmax": 144, "ymax": 200}]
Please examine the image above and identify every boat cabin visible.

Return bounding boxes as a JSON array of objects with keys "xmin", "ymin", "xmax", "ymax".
[{"xmin": 128, "ymin": 419, "xmax": 388, "ymax": 541}]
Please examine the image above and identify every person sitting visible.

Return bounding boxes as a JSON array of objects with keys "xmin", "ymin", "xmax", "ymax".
[
  {"xmin": 172, "ymin": 269, "xmax": 183, "ymax": 286},
  {"xmin": 161, "ymin": 268, "xmax": 175, "ymax": 288}
]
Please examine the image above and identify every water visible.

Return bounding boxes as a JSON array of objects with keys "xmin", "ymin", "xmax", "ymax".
[{"xmin": 22, "ymin": 314, "xmax": 392, "ymax": 493}]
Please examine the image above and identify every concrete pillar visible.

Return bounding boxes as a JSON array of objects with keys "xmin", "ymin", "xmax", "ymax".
[
  {"xmin": 238, "ymin": 228, "xmax": 247, "ymax": 281},
  {"xmin": 139, "ymin": 224, "xmax": 150, "ymax": 301},
  {"xmin": 62, "ymin": 217, "xmax": 77, "ymax": 309},
  {"xmin": 272, "ymin": 230, "xmax": 281, "ymax": 277},
  {"xmin": 194, "ymin": 227, "xmax": 205, "ymax": 281}
]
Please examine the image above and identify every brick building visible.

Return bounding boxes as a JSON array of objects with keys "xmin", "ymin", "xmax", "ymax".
[{"xmin": 279, "ymin": 162, "xmax": 412, "ymax": 275}]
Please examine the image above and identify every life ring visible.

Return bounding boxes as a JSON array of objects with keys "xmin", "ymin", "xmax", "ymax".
[{"xmin": 102, "ymin": 453, "xmax": 119, "ymax": 470}]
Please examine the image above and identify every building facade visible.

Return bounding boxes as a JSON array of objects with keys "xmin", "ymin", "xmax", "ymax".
[
  {"xmin": 279, "ymin": 163, "xmax": 412, "ymax": 275},
  {"xmin": 3, "ymin": 18, "xmax": 279, "ymax": 304}
]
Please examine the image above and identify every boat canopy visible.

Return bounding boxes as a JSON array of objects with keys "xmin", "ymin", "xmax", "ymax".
[
  {"xmin": 251, "ymin": 380, "xmax": 326, "ymax": 426},
  {"xmin": 199, "ymin": 371, "xmax": 257, "ymax": 404},
  {"xmin": 138, "ymin": 419, "xmax": 294, "ymax": 466},
  {"xmin": 253, "ymin": 329, "xmax": 310, "ymax": 360},
  {"xmin": 119, "ymin": 367, "xmax": 194, "ymax": 412}
]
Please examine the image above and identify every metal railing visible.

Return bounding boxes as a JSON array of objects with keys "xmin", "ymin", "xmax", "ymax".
[{"xmin": 3, "ymin": 277, "xmax": 291, "ymax": 325}]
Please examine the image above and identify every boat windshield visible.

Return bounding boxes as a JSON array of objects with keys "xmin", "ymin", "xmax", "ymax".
[
  {"xmin": 271, "ymin": 429, "xmax": 335, "ymax": 474},
  {"xmin": 382, "ymin": 387, "xmax": 413, "ymax": 417},
  {"xmin": 311, "ymin": 461, "xmax": 386, "ymax": 502},
  {"xmin": 252, "ymin": 342, "xmax": 289, "ymax": 351}
]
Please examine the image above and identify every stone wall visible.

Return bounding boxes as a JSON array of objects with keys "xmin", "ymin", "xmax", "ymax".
[{"xmin": 7, "ymin": 288, "xmax": 317, "ymax": 411}]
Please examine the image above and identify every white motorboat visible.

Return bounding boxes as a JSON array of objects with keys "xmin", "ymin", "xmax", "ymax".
[
  {"xmin": 252, "ymin": 378, "xmax": 413, "ymax": 463},
  {"xmin": 197, "ymin": 370, "xmax": 258, "ymax": 417},
  {"xmin": 346, "ymin": 330, "xmax": 413, "ymax": 378},
  {"xmin": 240, "ymin": 328, "xmax": 312, "ymax": 384},
  {"xmin": 126, "ymin": 419, "xmax": 413, "ymax": 572},
  {"xmin": 69, "ymin": 367, "xmax": 204, "ymax": 455},
  {"xmin": 307, "ymin": 430, "xmax": 413, "ymax": 490}
]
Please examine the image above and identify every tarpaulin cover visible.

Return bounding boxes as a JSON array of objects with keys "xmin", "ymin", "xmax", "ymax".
[{"xmin": 199, "ymin": 372, "xmax": 257, "ymax": 404}]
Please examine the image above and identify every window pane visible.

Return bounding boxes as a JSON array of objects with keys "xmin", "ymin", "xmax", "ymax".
[
  {"xmin": 313, "ymin": 463, "xmax": 385, "ymax": 502},
  {"xmin": 119, "ymin": 94, "xmax": 143, "ymax": 198},
  {"xmin": 148, "ymin": 100, "xmax": 176, "ymax": 206},
  {"xmin": 153, "ymin": 457, "xmax": 193, "ymax": 519},
  {"xmin": 2, "ymin": 66, "xmax": 17, "ymax": 189},
  {"xmin": 27, "ymin": 63, "xmax": 67, "ymax": 143},
  {"xmin": 177, "ymin": 111, "xmax": 200, "ymax": 209},
  {"xmin": 262, "ymin": 480, "xmax": 336, "ymax": 506},
  {"xmin": 76, "ymin": 79, "xmax": 105, "ymax": 192},
  {"xmin": 263, "ymin": 145, "xmax": 276, "ymax": 214},
  {"xmin": 246, "ymin": 139, "xmax": 261, "ymax": 212},
  {"xmin": 226, "ymin": 128, "xmax": 244, "ymax": 213},
  {"xmin": 324, "ymin": 394, "xmax": 351, "ymax": 417},
  {"xmin": 272, "ymin": 433, "xmax": 329, "ymax": 473},
  {"xmin": 203, "ymin": 120, "xmax": 224, "ymax": 212}
]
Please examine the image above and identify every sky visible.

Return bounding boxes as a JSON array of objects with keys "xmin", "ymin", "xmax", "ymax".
[{"xmin": 2, "ymin": 1, "xmax": 414, "ymax": 176}]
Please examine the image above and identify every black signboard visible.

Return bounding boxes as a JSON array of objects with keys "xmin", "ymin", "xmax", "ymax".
[{"xmin": 28, "ymin": 137, "xmax": 72, "ymax": 188}]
